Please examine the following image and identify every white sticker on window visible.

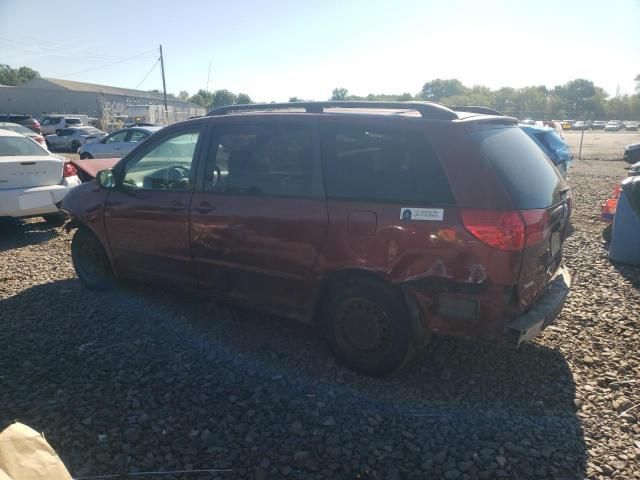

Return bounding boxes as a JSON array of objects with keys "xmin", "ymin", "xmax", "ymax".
[{"xmin": 400, "ymin": 208, "xmax": 444, "ymax": 221}]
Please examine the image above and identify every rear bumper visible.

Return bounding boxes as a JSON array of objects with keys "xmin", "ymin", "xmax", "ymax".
[
  {"xmin": 0, "ymin": 177, "xmax": 81, "ymax": 217},
  {"xmin": 503, "ymin": 266, "xmax": 571, "ymax": 347}
]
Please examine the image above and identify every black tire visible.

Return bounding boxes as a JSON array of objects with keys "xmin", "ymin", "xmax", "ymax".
[
  {"xmin": 321, "ymin": 277, "xmax": 416, "ymax": 376},
  {"xmin": 623, "ymin": 154, "xmax": 632, "ymax": 164},
  {"xmin": 71, "ymin": 227, "xmax": 115, "ymax": 291},
  {"xmin": 80, "ymin": 152, "xmax": 93, "ymax": 160},
  {"xmin": 42, "ymin": 213, "xmax": 65, "ymax": 227},
  {"xmin": 71, "ymin": 141, "xmax": 81, "ymax": 152},
  {"xmin": 602, "ymin": 223, "xmax": 613, "ymax": 244}
]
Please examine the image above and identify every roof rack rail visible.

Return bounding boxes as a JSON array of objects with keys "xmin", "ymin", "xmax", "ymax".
[
  {"xmin": 449, "ymin": 105, "xmax": 505, "ymax": 116},
  {"xmin": 207, "ymin": 101, "xmax": 458, "ymax": 120}
]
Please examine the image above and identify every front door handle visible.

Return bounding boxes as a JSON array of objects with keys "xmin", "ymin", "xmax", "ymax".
[{"xmin": 194, "ymin": 200, "xmax": 214, "ymax": 214}]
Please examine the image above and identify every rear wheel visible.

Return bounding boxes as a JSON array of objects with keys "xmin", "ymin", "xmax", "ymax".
[
  {"xmin": 71, "ymin": 227, "xmax": 115, "ymax": 291},
  {"xmin": 321, "ymin": 278, "xmax": 415, "ymax": 376},
  {"xmin": 80, "ymin": 152, "xmax": 93, "ymax": 160},
  {"xmin": 602, "ymin": 224, "xmax": 613, "ymax": 244}
]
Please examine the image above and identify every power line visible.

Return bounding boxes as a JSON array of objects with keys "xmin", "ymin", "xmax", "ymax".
[
  {"xmin": 134, "ymin": 58, "xmax": 160, "ymax": 89},
  {"xmin": 52, "ymin": 49, "xmax": 159, "ymax": 78}
]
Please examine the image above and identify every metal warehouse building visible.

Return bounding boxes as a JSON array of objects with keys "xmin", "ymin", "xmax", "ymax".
[{"xmin": 0, "ymin": 77, "xmax": 204, "ymax": 125}]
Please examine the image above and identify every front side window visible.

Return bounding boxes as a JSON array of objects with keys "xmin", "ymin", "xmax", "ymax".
[
  {"xmin": 321, "ymin": 124, "xmax": 454, "ymax": 204},
  {"xmin": 105, "ymin": 131, "xmax": 127, "ymax": 144},
  {"xmin": 121, "ymin": 129, "xmax": 200, "ymax": 190},
  {"xmin": 204, "ymin": 124, "xmax": 313, "ymax": 197},
  {"xmin": 65, "ymin": 118, "xmax": 82, "ymax": 125}
]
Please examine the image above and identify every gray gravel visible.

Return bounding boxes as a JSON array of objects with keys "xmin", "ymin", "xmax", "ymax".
[{"xmin": 1, "ymin": 159, "xmax": 639, "ymax": 480}]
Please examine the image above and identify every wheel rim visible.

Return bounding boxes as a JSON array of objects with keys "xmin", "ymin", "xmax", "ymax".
[
  {"xmin": 336, "ymin": 297, "xmax": 391, "ymax": 353},
  {"xmin": 77, "ymin": 239, "xmax": 106, "ymax": 284}
]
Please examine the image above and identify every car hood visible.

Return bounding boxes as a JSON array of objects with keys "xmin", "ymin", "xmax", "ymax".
[{"xmin": 71, "ymin": 157, "xmax": 119, "ymax": 179}]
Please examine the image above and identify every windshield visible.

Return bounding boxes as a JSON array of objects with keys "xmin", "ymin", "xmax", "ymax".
[
  {"xmin": 0, "ymin": 135, "xmax": 48, "ymax": 156},
  {"xmin": 0, "ymin": 123, "xmax": 32, "ymax": 135}
]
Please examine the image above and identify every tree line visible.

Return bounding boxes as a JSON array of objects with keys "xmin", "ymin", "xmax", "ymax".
[
  {"xmin": 2, "ymin": 63, "xmax": 639, "ymax": 119},
  {"xmin": 329, "ymin": 77, "xmax": 640, "ymax": 120}
]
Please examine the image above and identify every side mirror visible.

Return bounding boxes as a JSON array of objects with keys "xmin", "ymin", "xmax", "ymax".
[{"xmin": 97, "ymin": 169, "xmax": 116, "ymax": 189}]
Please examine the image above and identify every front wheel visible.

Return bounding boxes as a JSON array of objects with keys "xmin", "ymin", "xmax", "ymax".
[
  {"xmin": 71, "ymin": 227, "xmax": 115, "ymax": 291},
  {"xmin": 321, "ymin": 278, "xmax": 416, "ymax": 376},
  {"xmin": 71, "ymin": 141, "xmax": 81, "ymax": 152},
  {"xmin": 80, "ymin": 152, "xmax": 93, "ymax": 160}
]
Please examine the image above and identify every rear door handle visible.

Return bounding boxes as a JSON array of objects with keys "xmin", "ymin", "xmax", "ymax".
[{"xmin": 194, "ymin": 200, "xmax": 214, "ymax": 214}]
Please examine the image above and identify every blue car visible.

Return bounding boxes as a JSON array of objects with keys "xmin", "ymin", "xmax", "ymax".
[{"xmin": 520, "ymin": 124, "xmax": 572, "ymax": 177}]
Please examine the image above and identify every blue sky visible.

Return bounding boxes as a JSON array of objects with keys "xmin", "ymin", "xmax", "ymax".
[{"xmin": 1, "ymin": 0, "xmax": 639, "ymax": 101}]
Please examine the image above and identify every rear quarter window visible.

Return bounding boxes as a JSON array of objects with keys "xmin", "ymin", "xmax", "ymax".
[
  {"xmin": 321, "ymin": 124, "xmax": 454, "ymax": 204},
  {"xmin": 471, "ymin": 126, "xmax": 565, "ymax": 209}
]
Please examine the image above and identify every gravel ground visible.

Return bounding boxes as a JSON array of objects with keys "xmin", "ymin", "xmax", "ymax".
[
  {"xmin": 1, "ymin": 159, "xmax": 639, "ymax": 480},
  {"xmin": 563, "ymin": 131, "xmax": 640, "ymax": 161}
]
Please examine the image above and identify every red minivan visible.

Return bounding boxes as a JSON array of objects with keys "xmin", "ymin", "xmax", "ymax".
[{"xmin": 62, "ymin": 102, "xmax": 571, "ymax": 376}]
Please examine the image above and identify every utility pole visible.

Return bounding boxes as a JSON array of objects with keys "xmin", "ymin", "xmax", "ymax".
[
  {"xmin": 206, "ymin": 62, "xmax": 212, "ymax": 92},
  {"xmin": 159, "ymin": 45, "xmax": 168, "ymax": 117}
]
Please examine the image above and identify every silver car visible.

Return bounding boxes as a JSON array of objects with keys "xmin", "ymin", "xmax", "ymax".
[
  {"xmin": 45, "ymin": 127, "xmax": 106, "ymax": 152},
  {"xmin": 77, "ymin": 126, "xmax": 163, "ymax": 159}
]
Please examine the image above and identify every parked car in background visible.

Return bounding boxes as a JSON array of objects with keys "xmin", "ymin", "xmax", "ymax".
[
  {"xmin": 624, "ymin": 122, "xmax": 638, "ymax": 131},
  {"xmin": 45, "ymin": 127, "xmax": 106, "ymax": 152},
  {"xmin": 40, "ymin": 115, "xmax": 90, "ymax": 135},
  {"xmin": 560, "ymin": 120, "xmax": 572, "ymax": 130},
  {"xmin": 62, "ymin": 101, "xmax": 572, "ymax": 376},
  {"xmin": 624, "ymin": 142, "xmax": 640, "ymax": 164},
  {"xmin": 591, "ymin": 120, "xmax": 606, "ymax": 130},
  {"xmin": 520, "ymin": 124, "xmax": 572, "ymax": 176},
  {"xmin": 605, "ymin": 121, "xmax": 621, "ymax": 131},
  {"xmin": 0, "ymin": 129, "xmax": 80, "ymax": 224},
  {"xmin": 0, "ymin": 122, "xmax": 47, "ymax": 149},
  {"xmin": 0, "ymin": 114, "xmax": 41, "ymax": 134},
  {"xmin": 572, "ymin": 121, "xmax": 588, "ymax": 131},
  {"xmin": 77, "ymin": 126, "xmax": 162, "ymax": 159}
]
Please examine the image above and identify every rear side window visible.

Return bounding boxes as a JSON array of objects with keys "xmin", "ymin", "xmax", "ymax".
[
  {"xmin": 66, "ymin": 118, "xmax": 82, "ymax": 125},
  {"xmin": 321, "ymin": 124, "xmax": 454, "ymax": 204},
  {"xmin": 471, "ymin": 126, "xmax": 564, "ymax": 209},
  {"xmin": 42, "ymin": 117, "xmax": 61, "ymax": 125}
]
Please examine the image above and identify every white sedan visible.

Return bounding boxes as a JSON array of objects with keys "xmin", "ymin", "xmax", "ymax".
[{"xmin": 0, "ymin": 129, "xmax": 81, "ymax": 223}]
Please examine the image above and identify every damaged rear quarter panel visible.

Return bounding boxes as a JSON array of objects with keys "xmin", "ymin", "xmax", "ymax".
[{"xmin": 316, "ymin": 200, "xmax": 522, "ymax": 341}]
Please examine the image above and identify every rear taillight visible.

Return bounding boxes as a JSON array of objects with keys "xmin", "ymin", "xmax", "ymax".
[
  {"xmin": 520, "ymin": 209, "xmax": 550, "ymax": 246},
  {"xmin": 461, "ymin": 210, "xmax": 525, "ymax": 251},
  {"xmin": 63, "ymin": 162, "xmax": 77, "ymax": 178}
]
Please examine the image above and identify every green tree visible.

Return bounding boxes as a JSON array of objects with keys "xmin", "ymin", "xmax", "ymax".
[
  {"xmin": 212, "ymin": 89, "xmax": 236, "ymax": 108},
  {"xmin": 178, "ymin": 90, "xmax": 189, "ymax": 100},
  {"xmin": 0, "ymin": 64, "xmax": 39, "ymax": 86},
  {"xmin": 331, "ymin": 87, "xmax": 348, "ymax": 101},
  {"xmin": 189, "ymin": 89, "xmax": 214, "ymax": 108},
  {"xmin": 288, "ymin": 96, "xmax": 303, "ymax": 102},
  {"xmin": 420, "ymin": 79, "xmax": 467, "ymax": 101},
  {"xmin": 235, "ymin": 93, "xmax": 252, "ymax": 105},
  {"xmin": 635, "ymin": 74, "xmax": 640, "ymax": 93}
]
